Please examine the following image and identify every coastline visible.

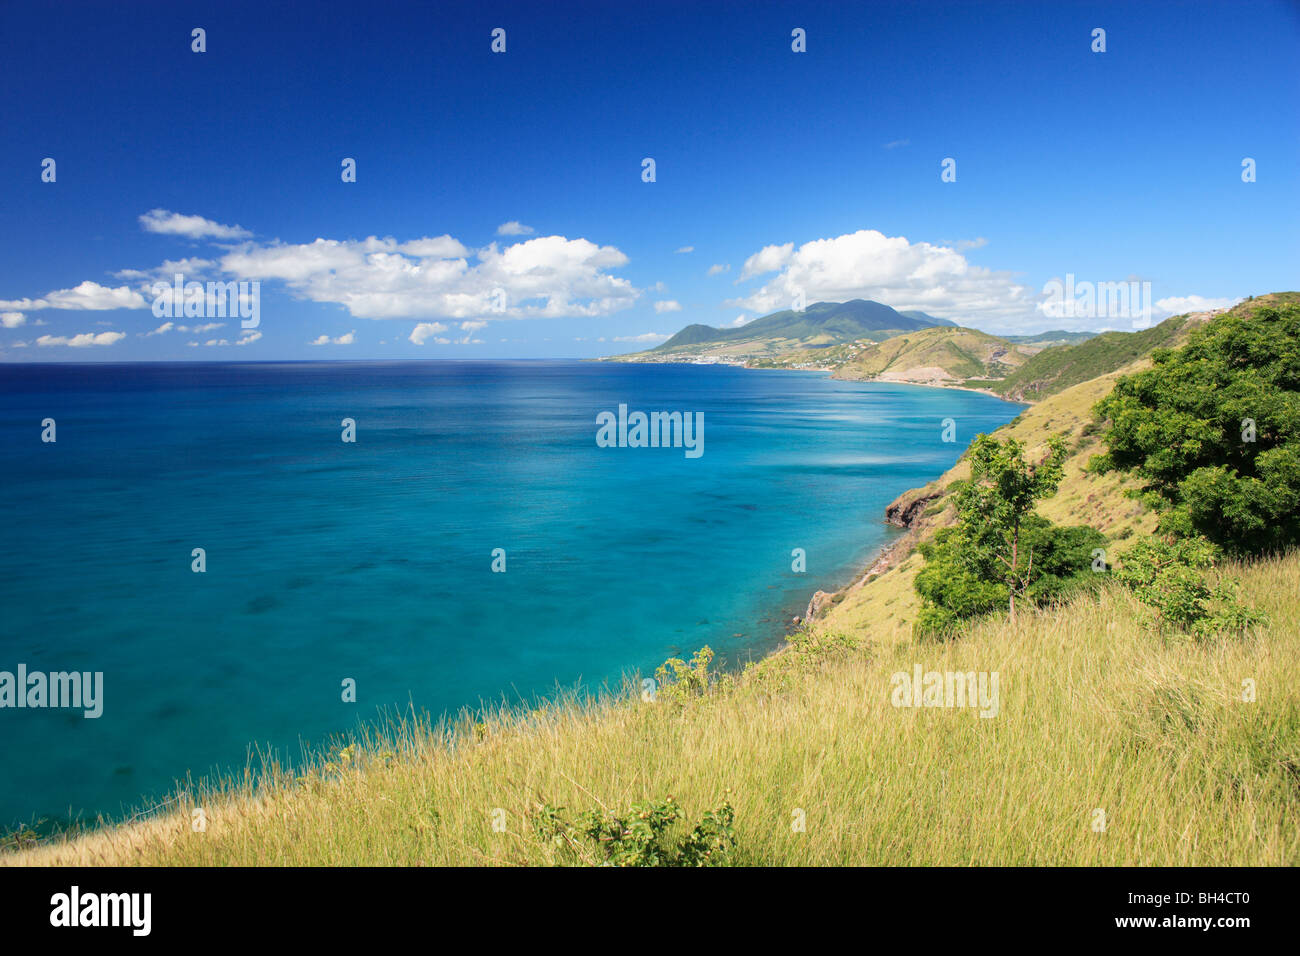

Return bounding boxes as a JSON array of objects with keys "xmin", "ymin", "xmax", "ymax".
[
  {"xmin": 601, "ymin": 354, "xmax": 1019, "ymax": 401},
  {"xmin": 3, "ymin": 366, "xmax": 1019, "ymax": 849}
]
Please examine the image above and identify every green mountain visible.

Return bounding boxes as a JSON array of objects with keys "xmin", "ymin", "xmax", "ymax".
[{"xmin": 626, "ymin": 300, "xmax": 957, "ymax": 364}]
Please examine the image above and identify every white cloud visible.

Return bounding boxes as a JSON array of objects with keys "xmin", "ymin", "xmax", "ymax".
[
  {"xmin": 35, "ymin": 331, "xmax": 126, "ymax": 347},
  {"xmin": 1, "ymin": 311, "xmax": 25, "ymax": 328},
  {"xmin": 727, "ymin": 229, "xmax": 1033, "ymax": 327},
  {"xmin": 732, "ymin": 314, "xmax": 749, "ymax": 326},
  {"xmin": 1154, "ymin": 295, "xmax": 1240, "ymax": 316},
  {"xmin": 144, "ymin": 321, "xmax": 174, "ymax": 336},
  {"xmin": 613, "ymin": 332, "xmax": 670, "ymax": 343},
  {"xmin": 707, "ymin": 263, "xmax": 730, "ymax": 276},
  {"xmin": 114, "ymin": 258, "xmax": 215, "ymax": 282},
  {"xmin": 220, "ymin": 233, "xmax": 635, "ymax": 320},
  {"xmin": 496, "ymin": 221, "xmax": 535, "ymax": 236},
  {"xmin": 310, "ymin": 330, "xmax": 355, "ymax": 345},
  {"xmin": 739, "ymin": 242, "xmax": 794, "ymax": 280},
  {"xmin": 0, "ymin": 281, "xmax": 148, "ymax": 312},
  {"xmin": 236, "ymin": 330, "xmax": 262, "ymax": 346},
  {"xmin": 675, "ymin": 246, "xmax": 694, "ymax": 254},
  {"xmin": 397, "ymin": 237, "xmax": 470, "ymax": 258},
  {"xmin": 654, "ymin": 300, "xmax": 682, "ymax": 313},
  {"xmin": 883, "ymin": 139, "xmax": 911, "ymax": 149},
  {"xmin": 139, "ymin": 209, "xmax": 251, "ymax": 241},
  {"xmin": 409, "ymin": 321, "xmax": 448, "ymax": 345}
]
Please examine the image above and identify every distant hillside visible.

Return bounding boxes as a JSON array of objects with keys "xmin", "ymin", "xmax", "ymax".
[
  {"xmin": 833, "ymin": 326, "xmax": 1027, "ymax": 385},
  {"xmin": 973, "ymin": 293, "xmax": 1298, "ymax": 402},
  {"xmin": 612, "ymin": 299, "xmax": 956, "ymax": 365},
  {"xmin": 1001, "ymin": 330, "xmax": 1098, "ymax": 349},
  {"xmin": 897, "ymin": 310, "xmax": 955, "ymax": 328},
  {"xmin": 973, "ymin": 317, "xmax": 1194, "ymax": 402}
]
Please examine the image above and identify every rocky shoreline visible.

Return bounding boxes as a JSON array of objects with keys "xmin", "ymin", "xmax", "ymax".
[{"xmin": 798, "ymin": 482, "xmax": 947, "ymax": 625}]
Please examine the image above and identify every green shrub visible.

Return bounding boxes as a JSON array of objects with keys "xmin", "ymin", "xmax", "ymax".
[
  {"xmin": 654, "ymin": 646, "xmax": 714, "ymax": 703},
  {"xmin": 532, "ymin": 797, "xmax": 736, "ymax": 866},
  {"xmin": 1115, "ymin": 535, "xmax": 1266, "ymax": 637}
]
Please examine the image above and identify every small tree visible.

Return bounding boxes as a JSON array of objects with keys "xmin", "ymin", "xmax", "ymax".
[
  {"xmin": 913, "ymin": 433, "xmax": 1102, "ymax": 639},
  {"xmin": 954, "ymin": 434, "xmax": 1069, "ymax": 623}
]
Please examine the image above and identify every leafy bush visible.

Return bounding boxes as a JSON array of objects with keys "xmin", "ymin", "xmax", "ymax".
[
  {"xmin": 532, "ymin": 797, "xmax": 736, "ymax": 866},
  {"xmin": 654, "ymin": 646, "xmax": 714, "ymax": 703},
  {"xmin": 1093, "ymin": 305, "xmax": 1300, "ymax": 554},
  {"xmin": 1114, "ymin": 535, "xmax": 1266, "ymax": 637}
]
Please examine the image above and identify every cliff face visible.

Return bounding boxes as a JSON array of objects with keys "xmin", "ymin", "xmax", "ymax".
[{"xmin": 885, "ymin": 490, "xmax": 942, "ymax": 528}]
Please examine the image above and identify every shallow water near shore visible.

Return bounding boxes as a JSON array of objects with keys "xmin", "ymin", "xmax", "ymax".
[{"xmin": 0, "ymin": 360, "xmax": 1021, "ymax": 829}]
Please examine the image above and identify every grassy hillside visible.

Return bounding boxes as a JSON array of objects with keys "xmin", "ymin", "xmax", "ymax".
[
  {"xmin": 969, "ymin": 315, "xmax": 1196, "ymax": 402},
  {"xmin": 833, "ymin": 326, "xmax": 1027, "ymax": 385},
  {"xmin": 8, "ymin": 344, "xmax": 1295, "ymax": 867}
]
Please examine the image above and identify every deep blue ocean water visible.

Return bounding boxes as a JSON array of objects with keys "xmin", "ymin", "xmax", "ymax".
[{"xmin": 0, "ymin": 361, "xmax": 1021, "ymax": 829}]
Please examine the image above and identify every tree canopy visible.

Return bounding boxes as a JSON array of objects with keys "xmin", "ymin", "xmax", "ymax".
[{"xmin": 1092, "ymin": 305, "xmax": 1300, "ymax": 554}]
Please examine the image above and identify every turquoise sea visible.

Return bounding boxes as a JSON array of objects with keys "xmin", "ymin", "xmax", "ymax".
[{"xmin": 0, "ymin": 361, "xmax": 1022, "ymax": 829}]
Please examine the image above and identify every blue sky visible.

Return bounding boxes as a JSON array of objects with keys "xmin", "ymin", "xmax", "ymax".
[{"xmin": 1, "ymin": 0, "xmax": 1296, "ymax": 361}]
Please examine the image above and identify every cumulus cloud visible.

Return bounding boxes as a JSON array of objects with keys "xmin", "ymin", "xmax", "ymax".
[
  {"xmin": 220, "ymin": 233, "xmax": 635, "ymax": 320},
  {"xmin": 707, "ymin": 263, "xmax": 730, "ymax": 276},
  {"xmin": 311, "ymin": 330, "xmax": 356, "ymax": 345},
  {"xmin": 139, "ymin": 209, "xmax": 251, "ymax": 241},
  {"xmin": 1, "ymin": 311, "xmax": 25, "ymax": 328},
  {"xmin": 236, "ymin": 330, "xmax": 261, "ymax": 346},
  {"xmin": 409, "ymin": 322, "xmax": 448, "ymax": 345},
  {"xmin": 675, "ymin": 246, "xmax": 694, "ymax": 254},
  {"xmin": 654, "ymin": 300, "xmax": 682, "ymax": 313},
  {"xmin": 739, "ymin": 242, "xmax": 794, "ymax": 280},
  {"xmin": 0, "ymin": 281, "xmax": 148, "ymax": 312},
  {"xmin": 496, "ymin": 221, "xmax": 535, "ymax": 236},
  {"xmin": 726, "ymin": 229, "xmax": 1033, "ymax": 326},
  {"xmin": 35, "ymin": 331, "xmax": 126, "ymax": 347}
]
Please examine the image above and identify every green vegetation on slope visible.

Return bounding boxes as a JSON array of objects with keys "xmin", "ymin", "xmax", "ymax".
[
  {"xmin": 972, "ymin": 315, "xmax": 1195, "ymax": 401},
  {"xmin": 1094, "ymin": 302, "xmax": 1300, "ymax": 554},
  {"xmin": 976, "ymin": 293, "xmax": 1300, "ymax": 402}
]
